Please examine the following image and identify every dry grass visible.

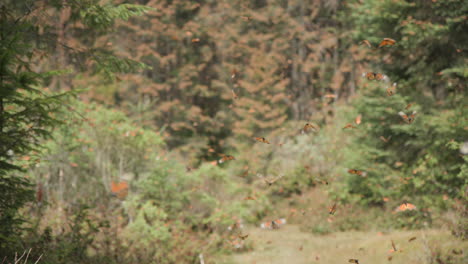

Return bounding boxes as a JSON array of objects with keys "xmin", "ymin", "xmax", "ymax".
[{"xmin": 216, "ymin": 226, "xmax": 467, "ymax": 264}]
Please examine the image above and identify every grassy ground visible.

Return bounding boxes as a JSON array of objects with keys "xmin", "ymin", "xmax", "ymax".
[{"xmin": 216, "ymin": 225, "xmax": 467, "ymax": 264}]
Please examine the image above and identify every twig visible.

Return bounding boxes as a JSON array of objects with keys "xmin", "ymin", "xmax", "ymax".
[
  {"xmin": 33, "ymin": 254, "xmax": 43, "ymax": 264},
  {"xmin": 14, "ymin": 250, "xmax": 26, "ymax": 264},
  {"xmin": 23, "ymin": 248, "xmax": 32, "ymax": 264}
]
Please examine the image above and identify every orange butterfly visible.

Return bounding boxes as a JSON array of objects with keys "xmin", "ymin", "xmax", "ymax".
[
  {"xmin": 405, "ymin": 103, "xmax": 413, "ymax": 110},
  {"xmin": 257, "ymin": 173, "xmax": 284, "ymax": 186},
  {"xmin": 360, "ymin": 40, "xmax": 372, "ymax": 48},
  {"xmin": 380, "ymin": 136, "xmax": 392, "ymax": 143},
  {"xmin": 191, "ymin": 38, "xmax": 200, "ymax": 43},
  {"xmin": 302, "ymin": 123, "xmax": 319, "ymax": 134},
  {"xmin": 348, "ymin": 169, "xmax": 367, "ymax": 177},
  {"xmin": 329, "ymin": 203, "xmax": 337, "ymax": 215},
  {"xmin": 363, "ymin": 72, "xmax": 387, "ymax": 81},
  {"xmin": 254, "ymin": 137, "xmax": 270, "ymax": 144},
  {"xmin": 343, "ymin": 123, "xmax": 357, "ymax": 129},
  {"xmin": 395, "ymin": 202, "xmax": 417, "ymax": 212},
  {"xmin": 231, "ymin": 69, "xmax": 238, "ymax": 79},
  {"xmin": 355, "ymin": 114, "xmax": 362, "ymax": 125},
  {"xmin": 408, "ymin": 237, "xmax": 417, "ymax": 242},
  {"xmin": 398, "ymin": 111, "xmax": 417, "ymax": 124},
  {"xmin": 219, "ymin": 154, "xmax": 235, "ymax": 163},
  {"xmin": 226, "ymin": 239, "xmax": 244, "ymax": 249},
  {"xmin": 349, "ymin": 259, "xmax": 360, "ymax": 264},
  {"xmin": 260, "ymin": 218, "xmax": 287, "ymax": 229},
  {"xmin": 389, "ymin": 240, "xmax": 397, "ymax": 253},
  {"xmin": 231, "ymin": 89, "xmax": 238, "ymax": 100},
  {"xmin": 238, "ymin": 233, "xmax": 249, "ymax": 240},
  {"xmin": 227, "ymin": 219, "xmax": 244, "ymax": 231},
  {"xmin": 387, "ymin": 83, "xmax": 397, "ymax": 96},
  {"xmin": 378, "ymin": 38, "xmax": 397, "ymax": 48},
  {"xmin": 243, "ymin": 196, "xmax": 257, "ymax": 201},
  {"xmin": 111, "ymin": 181, "xmax": 129, "ymax": 199}
]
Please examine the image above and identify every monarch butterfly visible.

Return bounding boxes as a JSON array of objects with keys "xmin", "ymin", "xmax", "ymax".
[
  {"xmin": 329, "ymin": 203, "xmax": 337, "ymax": 215},
  {"xmin": 231, "ymin": 69, "xmax": 238, "ymax": 79},
  {"xmin": 111, "ymin": 181, "xmax": 129, "ymax": 199},
  {"xmin": 389, "ymin": 240, "xmax": 397, "ymax": 253},
  {"xmin": 360, "ymin": 39, "xmax": 372, "ymax": 48},
  {"xmin": 302, "ymin": 123, "xmax": 319, "ymax": 134},
  {"xmin": 355, "ymin": 114, "xmax": 362, "ymax": 125},
  {"xmin": 349, "ymin": 259, "xmax": 360, "ymax": 264},
  {"xmin": 348, "ymin": 169, "xmax": 367, "ymax": 177},
  {"xmin": 227, "ymin": 220, "xmax": 244, "ymax": 231},
  {"xmin": 254, "ymin": 137, "xmax": 270, "ymax": 144},
  {"xmin": 343, "ymin": 123, "xmax": 357, "ymax": 129},
  {"xmin": 226, "ymin": 239, "xmax": 244, "ymax": 249},
  {"xmin": 378, "ymin": 38, "xmax": 397, "ymax": 48},
  {"xmin": 257, "ymin": 174, "xmax": 284, "ymax": 186},
  {"xmin": 395, "ymin": 202, "xmax": 417, "ymax": 212},
  {"xmin": 219, "ymin": 154, "xmax": 235, "ymax": 163},
  {"xmin": 408, "ymin": 237, "xmax": 417, "ymax": 242},
  {"xmin": 380, "ymin": 136, "xmax": 392, "ymax": 143},
  {"xmin": 231, "ymin": 89, "xmax": 238, "ymax": 100},
  {"xmin": 363, "ymin": 72, "xmax": 388, "ymax": 81},
  {"xmin": 398, "ymin": 111, "xmax": 417, "ymax": 124},
  {"xmin": 238, "ymin": 234, "xmax": 249, "ymax": 240},
  {"xmin": 260, "ymin": 218, "xmax": 287, "ymax": 229},
  {"xmin": 387, "ymin": 83, "xmax": 397, "ymax": 96}
]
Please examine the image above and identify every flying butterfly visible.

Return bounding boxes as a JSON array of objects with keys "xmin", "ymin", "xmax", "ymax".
[
  {"xmin": 348, "ymin": 169, "xmax": 367, "ymax": 177},
  {"xmin": 302, "ymin": 123, "xmax": 319, "ymax": 134},
  {"xmin": 260, "ymin": 218, "xmax": 287, "ymax": 229},
  {"xmin": 378, "ymin": 38, "xmax": 397, "ymax": 48},
  {"xmin": 226, "ymin": 239, "xmax": 244, "ymax": 249},
  {"xmin": 219, "ymin": 154, "xmax": 235, "ymax": 163},
  {"xmin": 111, "ymin": 181, "xmax": 129, "ymax": 199},
  {"xmin": 408, "ymin": 237, "xmax": 417, "ymax": 242},
  {"xmin": 390, "ymin": 240, "xmax": 397, "ymax": 253},
  {"xmin": 329, "ymin": 203, "xmax": 337, "ymax": 215},
  {"xmin": 360, "ymin": 39, "xmax": 372, "ymax": 48},
  {"xmin": 243, "ymin": 196, "xmax": 257, "ymax": 201},
  {"xmin": 349, "ymin": 259, "xmax": 360, "ymax": 264},
  {"xmin": 387, "ymin": 83, "xmax": 397, "ymax": 96},
  {"xmin": 363, "ymin": 72, "xmax": 388, "ymax": 81},
  {"xmin": 398, "ymin": 111, "xmax": 417, "ymax": 124},
  {"xmin": 343, "ymin": 123, "xmax": 357, "ymax": 129},
  {"xmin": 254, "ymin": 137, "xmax": 270, "ymax": 144},
  {"xmin": 257, "ymin": 173, "xmax": 284, "ymax": 186},
  {"xmin": 355, "ymin": 114, "xmax": 362, "ymax": 125},
  {"xmin": 238, "ymin": 234, "xmax": 249, "ymax": 240},
  {"xmin": 231, "ymin": 89, "xmax": 238, "ymax": 100},
  {"xmin": 380, "ymin": 136, "xmax": 392, "ymax": 143},
  {"xmin": 395, "ymin": 202, "xmax": 417, "ymax": 212}
]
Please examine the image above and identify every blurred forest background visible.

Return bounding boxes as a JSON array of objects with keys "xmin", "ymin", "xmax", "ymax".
[{"xmin": 0, "ymin": 0, "xmax": 466, "ymax": 263}]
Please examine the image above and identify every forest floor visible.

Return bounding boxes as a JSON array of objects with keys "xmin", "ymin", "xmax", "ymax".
[{"xmin": 217, "ymin": 225, "xmax": 467, "ymax": 264}]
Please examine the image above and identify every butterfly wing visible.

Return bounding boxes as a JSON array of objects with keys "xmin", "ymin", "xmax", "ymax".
[
  {"xmin": 360, "ymin": 40, "xmax": 372, "ymax": 48},
  {"xmin": 378, "ymin": 38, "xmax": 396, "ymax": 48}
]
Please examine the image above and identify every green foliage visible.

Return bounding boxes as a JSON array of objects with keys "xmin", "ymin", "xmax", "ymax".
[
  {"xmin": 0, "ymin": 5, "xmax": 67, "ymax": 255},
  {"xmin": 34, "ymin": 100, "xmax": 164, "ymax": 204}
]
